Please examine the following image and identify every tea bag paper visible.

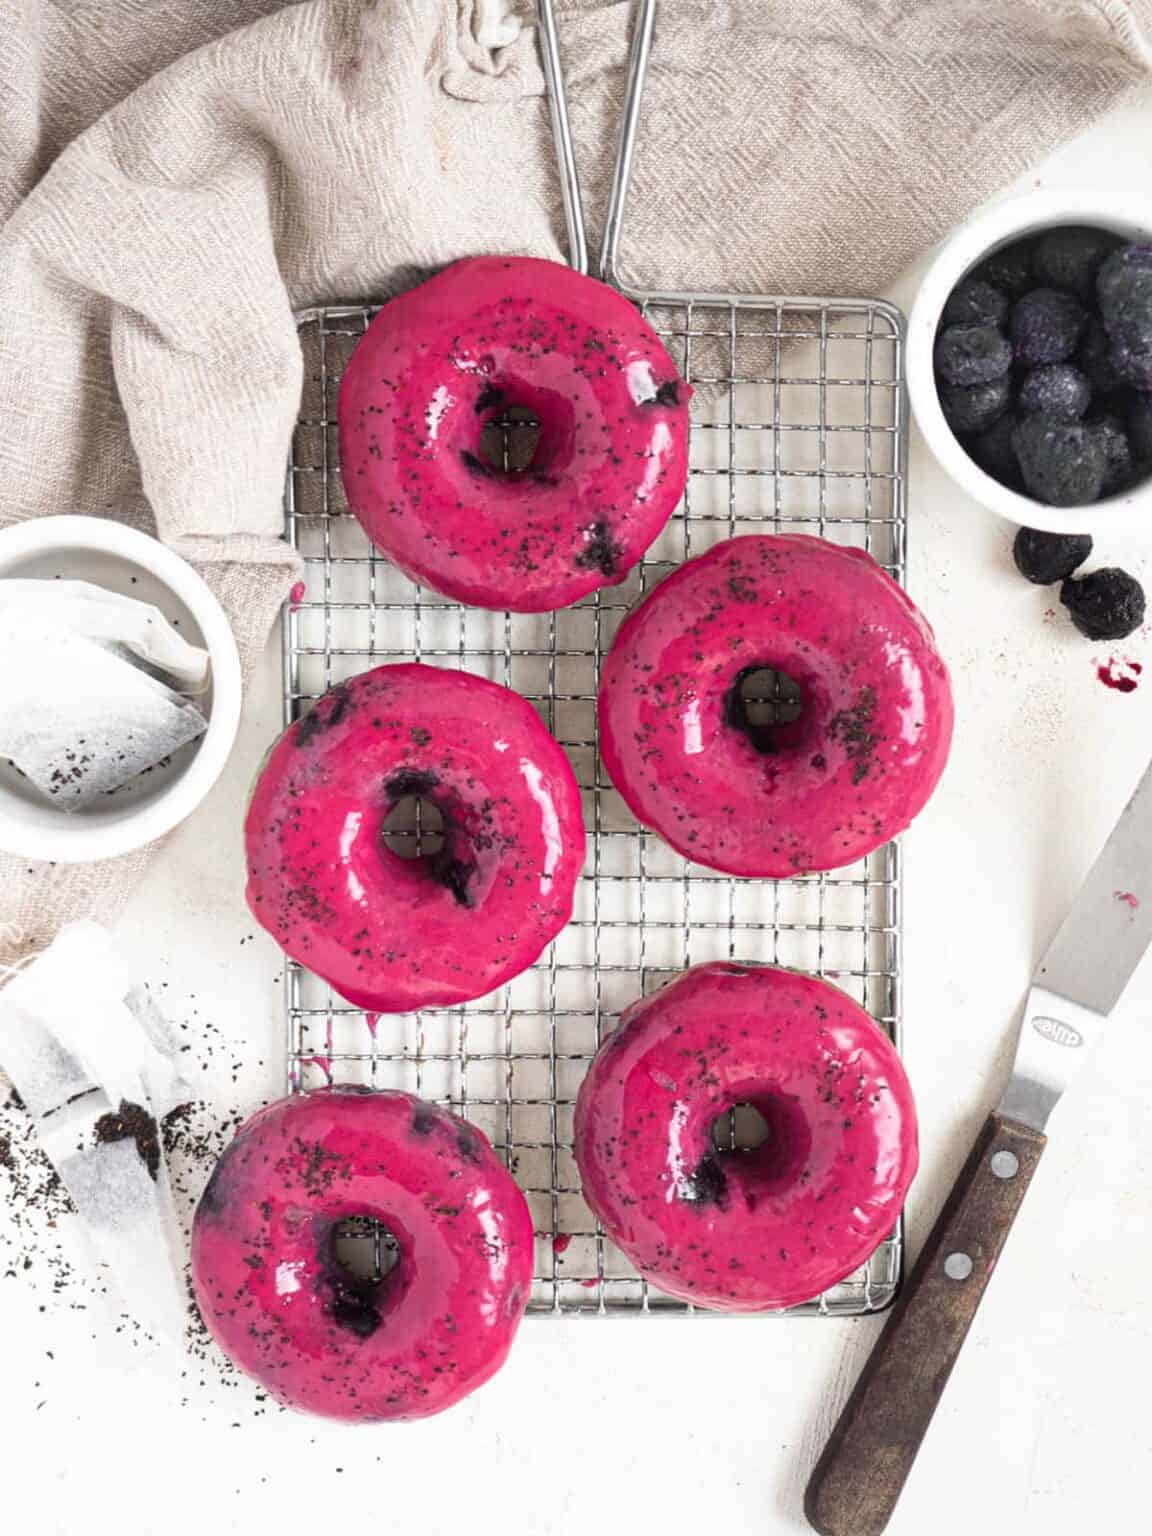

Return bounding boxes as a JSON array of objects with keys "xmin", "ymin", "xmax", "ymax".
[
  {"xmin": 0, "ymin": 922, "xmax": 195, "ymax": 1343},
  {"xmin": 0, "ymin": 580, "xmax": 209, "ymax": 692},
  {"xmin": 0, "ymin": 609, "xmax": 208, "ymax": 809}
]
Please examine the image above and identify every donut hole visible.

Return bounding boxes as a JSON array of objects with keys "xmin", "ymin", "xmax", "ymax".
[
  {"xmin": 381, "ymin": 793, "xmax": 446, "ymax": 861},
  {"xmin": 724, "ymin": 666, "xmax": 806, "ymax": 754},
  {"xmin": 711, "ymin": 1101, "xmax": 772, "ymax": 1154},
  {"xmin": 478, "ymin": 404, "xmax": 543, "ymax": 474},
  {"xmin": 380, "ymin": 783, "xmax": 481, "ymax": 908},
  {"xmin": 707, "ymin": 1093, "xmax": 812, "ymax": 1202},
  {"xmin": 331, "ymin": 1214, "xmax": 401, "ymax": 1283},
  {"xmin": 323, "ymin": 1214, "xmax": 401, "ymax": 1339},
  {"xmin": 470, "ymin": 377, "xmax": 576, "ymax": 481}
]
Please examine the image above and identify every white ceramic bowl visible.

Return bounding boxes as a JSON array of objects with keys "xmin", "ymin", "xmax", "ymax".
[
  {"xmin": 0, "ymin": 515, "xmax": 241, "ymax": 863},
  {"xmin": 908, "ymin": 189, "xmax": 1152, "ymax": 535}
]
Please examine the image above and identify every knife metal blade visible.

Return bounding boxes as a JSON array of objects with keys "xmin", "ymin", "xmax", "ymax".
[{"xmin": 1000, "ymin": 757, "xmax": 1152, "ymax": 1132}]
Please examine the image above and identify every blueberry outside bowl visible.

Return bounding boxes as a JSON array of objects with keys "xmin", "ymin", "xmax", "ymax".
[{"xmin": 907, "ymin": 190, "xmax": 1152, "ymax": 536}]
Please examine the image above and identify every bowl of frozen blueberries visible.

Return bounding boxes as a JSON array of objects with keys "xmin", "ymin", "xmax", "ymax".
[{"xmin": 909, "ymin": 190, "xmax": 1152, "ymax": 641}]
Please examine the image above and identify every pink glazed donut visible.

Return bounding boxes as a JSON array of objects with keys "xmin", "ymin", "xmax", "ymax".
[
  {"xmin": 245, "ymin": 663, "xmax": 585, "ymax": 1012},
  {"xmin": 337, "ymin": 255, "xmax": 690, "ymax": 612},
  {"xmin": 191, "ymin": 1090, "xmax": 534, "ymax": 1420},
  {"xmin": 598, "ymin": 534, "xmax": 953, "ymax": 876},
  {"xmin": 573, "ymin": 963, "xmax": 918, "ymax": 1310}
]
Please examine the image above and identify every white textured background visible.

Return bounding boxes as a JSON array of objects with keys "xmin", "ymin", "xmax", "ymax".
[{"xmin": 4, "ymin": 91, "xmax": 1152, "ymax": 1536}]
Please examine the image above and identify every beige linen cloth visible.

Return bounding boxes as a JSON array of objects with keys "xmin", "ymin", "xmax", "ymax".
[{"xmin": 1, "ymin": 0, "xmax": 1150, "ymax": 967}]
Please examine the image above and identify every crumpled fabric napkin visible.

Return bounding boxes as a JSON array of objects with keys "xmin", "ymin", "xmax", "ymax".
[{"xmin": 1, "ymin": 0, "xmax": 1150, "ymax": 966}]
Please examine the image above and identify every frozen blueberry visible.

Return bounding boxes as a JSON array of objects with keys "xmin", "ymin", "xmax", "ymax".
[
  {"xmin": 1018, "ymin": 364, "xmax": 1091, "ymax": 421},
  {"xmin": 1110, "ymin": 336, "xmax": 1152, "ymax": 391},
  {"xmin": 1089, "ymin": 413, "xmax": 1134, "ymax": 496},
  {"xmin": 1097, "ymin": 244, "xmax": 1152, "ymax": 388},
  {"xmin": 934, "ymin": 323, "xmax": 1013, "ymax": 386},
  {"xmin": 973, "ymin": 240, "xmax": 1034, "ymax": 298},
  {"xmin": 1010, "ymin": 289, "xmax": 1086, "ymax": 367},
  {"xmin": 1011, "ymin": 415, "xmax": 1107, "ymax": 506},
  {"xmin": 1105, "ymin": 315, "xmax": 1152, "ymax": 389},
  {"xmin": 967, "ymin": 414, "xmax": 1023, "ymax": 489},
  {"xmin": 1060, "ymin": 568, "xmax": 1146, "ymax": 641},
  {"xmin": 1012, "ymin": 527, "xmax": 1092, "ymax": 585},
  {"xmin": 940, "ymin": 374, "xmax": 1011, "ymax": 436},
  {"xmin": 942, "ymin": 278, "xmax": 1009, "ymax": 330},
  {"xmin": 1128, "ymin": 393, "xmax": 1152, "ymax": 465},
  {"xmin": 1076, "ymin": 316, "xmax": 1122, "ymax": 394},
  {"xmin": 1097, "ymin": 243, "xmax": 1152, "ymax": 329},
  {"xmin": 1032, "ymin": 226, "xmax": 1120, "ymax": 299}
]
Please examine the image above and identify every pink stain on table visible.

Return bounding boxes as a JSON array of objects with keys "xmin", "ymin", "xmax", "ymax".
[
  {"xmin": 1115, "ymin": 891, "xmax": 1141, "ymax": 912},
  {"xmin": 364, "ymin": 1012, "xmax": 381, "ymax": 1040},
  {"xmin": 289, "ymin": 581, "xmax": 307, "ymax": 610},
  {"xmin": 552, "ymin": 1233, "xmax": 571, "ymax": 1256},
  {"xmin": 1097, "ymin": 657, "xmax": 1143, "ymax": 693}
]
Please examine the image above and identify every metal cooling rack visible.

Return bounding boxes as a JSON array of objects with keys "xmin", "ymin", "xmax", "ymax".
[{"xmin": 280, "ymin": 0, "xmax": 908, "ymax": 1316}]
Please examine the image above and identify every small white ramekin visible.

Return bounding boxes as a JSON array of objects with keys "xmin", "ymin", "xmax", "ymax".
[
  {"xmin": 908, "ymin": 189, "xmax": 1152, "ymax": 535},
  {"xmin": 0, "ymin": 515, "xmax": 241, "ymax": 863}
]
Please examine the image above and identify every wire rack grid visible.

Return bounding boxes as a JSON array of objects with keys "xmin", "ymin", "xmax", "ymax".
[{"xmin": 282, "ymin": 290, "xmax": 908, "ymax": 1316}]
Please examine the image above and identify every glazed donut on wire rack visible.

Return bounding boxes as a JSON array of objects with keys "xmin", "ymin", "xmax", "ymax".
[
  {"xmin": 598, "ymin": 534, "xmax": 953, "ymax": 877},
  {"xmin": 245, "ymin": 662, "xmax": 586, "ymax": 1011},
  {"xmin": 338, "ymin": 255, "xmax": 691, "ymax": 612},
  {"xmin": 193, "ymin": 1089, "xmax": 534, "ymax": 1420},
  {"xmin": 574, "ymin": 962, "xmax": 918, "ymax": 1310}
]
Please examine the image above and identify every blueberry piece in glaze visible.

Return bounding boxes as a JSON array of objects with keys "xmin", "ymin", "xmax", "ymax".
[{"xmin": 677, "ymin": 1155, "xmax": 729, "ymax": 1206}]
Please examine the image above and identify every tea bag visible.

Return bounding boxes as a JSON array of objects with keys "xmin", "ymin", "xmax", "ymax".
[
  {"xmin": 0, "ymin": 579, "xmax": 209, "ymax": 692},
  {"xmin": 0, "ymin": 595, "xmax": 209, "ymax": 809},
  {"xmin": 0, "ymin": 922, "xmax": 195, "ymax": 1343}
]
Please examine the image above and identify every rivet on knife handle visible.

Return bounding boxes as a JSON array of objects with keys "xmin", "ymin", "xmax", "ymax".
[{"xmin": 803, "ymin": 1112, "xmax": 1045, "ymax": 1536}]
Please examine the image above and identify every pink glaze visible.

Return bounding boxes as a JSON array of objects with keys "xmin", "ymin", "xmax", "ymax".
[
  {"xmin": 337, "ymin": 256, "xmax": 690, "ymax": 612},
  {"xmin": 245, "ymin": 663, "xmax": 586, "ymax": 1012},
  {"xmin": 598, "ymin": 535, "xmax": 954, "ymax": 877},
  {"xmin": 573, "ymin": 963, "xmax": 918, "ymax": 1311},
  {"xmin": 191, "ymin": 1090, "xmax": 533, "ymax": 1421}
]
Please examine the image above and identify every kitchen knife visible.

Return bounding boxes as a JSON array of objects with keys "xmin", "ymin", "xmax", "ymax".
[{"xmin": 805, "ymin": 756, "xmax": 1152, "ymax": 1536}]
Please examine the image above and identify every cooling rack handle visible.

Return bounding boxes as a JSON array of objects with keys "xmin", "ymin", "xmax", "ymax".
[
  {"xmin": 536, "ymin": 0, "xmax": 588, "ymax": 274},
  {"xmin": 598, "ymin": 0, "xmax": 656, "ymax": 285},
  {"xmin": 804, "ymin": 1111, "xmax": 1047, "ymax": 1536}
]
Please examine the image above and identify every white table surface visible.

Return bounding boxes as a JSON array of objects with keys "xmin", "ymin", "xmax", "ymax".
[{"xmin": 5, "ymin": 88, "xmax": 1152, "ymax": 1536}]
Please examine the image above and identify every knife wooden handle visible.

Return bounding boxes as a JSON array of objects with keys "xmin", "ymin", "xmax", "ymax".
[{"xmin": 804, "ymin": 1111, "xmax": 1046, "ymax": 1536}]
